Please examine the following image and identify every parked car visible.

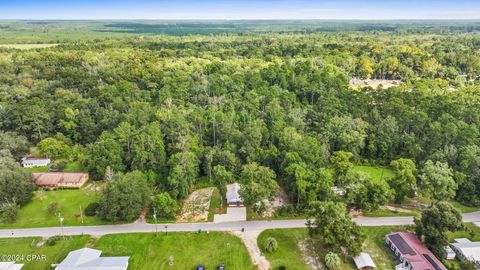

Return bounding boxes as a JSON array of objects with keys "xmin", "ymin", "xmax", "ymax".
[
  {"xmin": 196, "ymin": 265, "xmax": 206, "ymax": 270},
  {"xmin": 217, "ymin": 264, "xmax": 225, "ymax": 270}
]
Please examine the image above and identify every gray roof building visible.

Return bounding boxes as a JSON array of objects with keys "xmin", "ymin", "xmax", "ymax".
[
  {"xmin": 226, "ymin": 183, "xmax": 243, "ymax": 206},
  {"xmin": 54, "ymin": 248, "xmax": 129, "ymax": 270}
]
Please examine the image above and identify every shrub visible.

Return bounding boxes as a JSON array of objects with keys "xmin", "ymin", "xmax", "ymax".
[
  {"xmin": 325, "ymin": 252, "xmax": 341, "ymax": 270},
  {"xmin": 84, "ymin": 202, "xmax": 100, "ymax": 216},
  {"xmin": 46, "ymin": 236, "xmax": 62, "ymax": 246},
  {"xmin": 48, "ymin": 202, "xmax": 60, "ymax": 214},
  {"xmin": 152, "ymin": 192, "xmax": 178, "ymax": 219},
  {"xmin": 264, "ymin": 237, "xmax": 278, "ymax": 252},
  {"xmin": 278, "ymin": 266, "xmax": 286, "ymax": 270},
  {"xmin": 0, "ymin": 202, "xmax": 19, "ymax": 223}
]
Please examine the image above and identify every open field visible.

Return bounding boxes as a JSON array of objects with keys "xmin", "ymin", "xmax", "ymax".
[
  {"xmin": 0, "ymin": 235, "xmax": 90, "ymax": 270},
  {"xmin": 93, "ymin": 232, "xmax": 256, "ymax": 270},
  {"xmin": 352, "ymin": 165, "xmax": 395, "ymax": 183},
  {"xmin": 0, "ymin": 189, "xmax": 107, "ymax": 229}
]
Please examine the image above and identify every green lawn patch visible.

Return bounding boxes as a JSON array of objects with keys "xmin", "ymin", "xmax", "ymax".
[
  {"xmin": 93, "ymin": 232, "xmax": 256, "ymax": 270},
  {"xmin": 352, "ymin": 165, "xmax": 395, "ymax": 183},
  {"xmin": 0, "ymin": 235, "xmax": 89, "ymax": 270},
  {"xmin": 21, "ymin": 166, "xmax": 50, "ymax": 173},
  {"xmin": 450, "ymin": 201, "xmax": 480, "ymax": 213},
  {"xmin": 448, "ymin": 223, "xmax": 480, "ymax": 242},
  {"xmin": 0, "ymin": 189, "xmax": 108, "ymax": 229},
  {"xmin": 208, "ymin": 188, "xmax": 226, "ymax": 222},
  {"xmin": 363, "ymin": 208, "xmax": 418, "ymax": 217},
  {"xmin": 63, "ymin": 161, "xmax": 86, "ymax": 172}
]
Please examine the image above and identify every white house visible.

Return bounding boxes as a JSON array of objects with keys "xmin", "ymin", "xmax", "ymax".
[
  {"xmin": 450, "ymin": 238, "xmax": 480, "ymax": 268},
  {"xmin": 226, "ymin": 183, "xmax": 243, "ymax": 206},
  {"xmin": 53, "ymin": 248, "xmax": 129, "ymax": 270},
  {"xmin": 21, "ymin": 155, "xmax": 51, "ymax": 168},
  {"xmin": 0, "ymin": 262, "xmax": 24, "ymax": 270}
]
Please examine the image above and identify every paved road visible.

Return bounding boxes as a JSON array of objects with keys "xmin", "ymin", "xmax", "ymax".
[{"xmin": 0, "ymin": 212, "xmax": 478, "ymax": 238}]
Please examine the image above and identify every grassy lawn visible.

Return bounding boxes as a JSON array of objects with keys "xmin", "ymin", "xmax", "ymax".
[
  {"xmin": 450, "ymin": 201, "xmax": 480, "ymax": 213},
  {"xmin": 0, "ymin": 189, "xmax": 108, "ymax": 229},
  {"xmin": 352, "ymin": 165, "xmax": 395, "ymax": 183},
  {"xmin": 208, "ymin": 188, "xmax": 226, "ymax": 222},
  {"xmin": 0, "ymin": 235, "xmax": 89, "ymax": 270},
  {"xmin": 448, "ymin": 223, "xmax": 480, "ymax": 241},
  {"xmin": 362, "ymin": 208, "xmax": 418, "ymax": 217},
  {"xmin": 63, "ymin": 161, "xmax": 86, "ymax": 172},
  {"xmin": 93, "ymin": 232, "xmax": 256, "ymax": 270},
  {"xmin": 22, "ymin": 166, "xmax": 50, "ymax": 173}
]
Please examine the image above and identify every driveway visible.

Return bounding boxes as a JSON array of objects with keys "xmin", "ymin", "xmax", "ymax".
[{"xmin": 213, "ymin": 207, "xmax": 247, "ymax": 223}]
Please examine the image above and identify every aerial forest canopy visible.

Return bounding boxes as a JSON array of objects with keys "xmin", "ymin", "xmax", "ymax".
[{"xmin": 1, "ymin": 22, "xmax": 480, "ymax": 210}]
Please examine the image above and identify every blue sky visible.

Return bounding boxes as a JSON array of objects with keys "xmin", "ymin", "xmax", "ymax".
[{"xmin": 0, "ymin": 0, "xmax": 479, "ymax": 20}]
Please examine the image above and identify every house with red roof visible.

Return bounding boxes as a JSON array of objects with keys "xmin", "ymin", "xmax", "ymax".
[
  {"xmin": 385, "ymin": 232, "xmax": 447, "ymax": 270},
  {"xmin": 32, "ymin": 172, "xmax": 89, "ymax": 189}
]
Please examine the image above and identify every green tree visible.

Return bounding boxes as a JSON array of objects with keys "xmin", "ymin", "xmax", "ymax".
[
  {"xmin": 346, "ymin": 176, "xmax": 392, "ymax": 211},
  {"xmin": 166, "ymin": 151, "xmax": 199, "ymax": 199},
  {"xmin": 330, "ymin": 151, "xmax": 354, "ymax": 180},
  {"xmin": 212, "ymin": 165, "xmax": 233, "ymax": 207},
  {"xmin": 85, "ymin": 133, "xmax": 125, "ymax": 179},
  {"xmin": 0, "ymin": 151, "xmax": 35, "ymax": 206},
  {"xmin": 419, "ymin": 160, "xmax": 457, "ymax": 203},
  {"xmin": 415, "ymin": 202, "xmax": 463, "ymax": 258},
  {"xmin": 153, "ymin": 192, "xmax": 178, "ymax": 219},
  {"xmin": 307, "ymin": 201, "xmax": 365, "ymax": 256},
  {"xmin": 239, "ymin": 162, "xmax": 279, "ymax": 207},
  {"xmin": 98, "ymin": 171, "xmax": 151, "ymax": 221},
  {"xmin": 37, "ymin": 136, "xmax": 71, "ymax": 159},
  {"xmin": 389, "ymin": 158, "xmax": 417, "ymax": 203}
]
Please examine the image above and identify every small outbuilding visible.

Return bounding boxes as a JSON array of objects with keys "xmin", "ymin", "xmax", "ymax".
[
  {"xmin": 353, "ymin": 252, "xmax": 376, "ymax": 270},
  {"xmin": 0, "ymin": 262, "xmax": 24, "ymax": 270},
  {"xmin": 450, "ymin": 238, "xmax": 480, "ymax": 268},
  {"xmin": 226, "ymin": 183, "xmax": 243, "ymax": 206},
  {"xmin": 21, "ymin": 155, "xmax": 51, "ymax": 168}
]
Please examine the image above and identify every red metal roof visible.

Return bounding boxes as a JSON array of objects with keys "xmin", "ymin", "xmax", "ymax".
[
  {"xmin": 32, "ymin": 172, "xmax": 88, "ymax": 187},
  {"xmin": 386, "ymin": 232, "xmax": 448, "ymax": 270}
]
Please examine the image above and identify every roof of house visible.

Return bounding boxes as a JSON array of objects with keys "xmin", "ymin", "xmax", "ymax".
[
  {"xmin": 55, "ymin": 248, "xmax": 129, "ymax": 270},
  {"xmin": 226, "ymin": 183, "xmax": 243, "ymax": 203},
  {"xmin": 21, "ymin": 156, "xmax": 51, "ymax": 163},
  {"xmin": 0, "ymin": 262, "xmax": 24, "ymax": 270},
  {"xmin": 451, "ymin": 239, "xmax": 480, "ymax": 262},
  {"xmin": 386, "ymin": 232, "xmax": 448, "ymax": 270},
  {"xmin": 32, "ymin": 172, "xmax": 88, "ymax": 187},
  {"xmin": 353, "ymin": 252, "xmax": 376, "ymax": 269}
]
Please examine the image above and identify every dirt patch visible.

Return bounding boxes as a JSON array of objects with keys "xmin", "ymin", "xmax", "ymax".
[
  {"xmin": 232, "ymin": 230, "xmax": 271, "ymax": 270},
  {"xmin": 298, "ymin": 239, "xmax": 326, "ymax": 270},
  {"xmin": 350, "ymin": 78, "xmax": 402, "ymax": 90},
  {"xmin": 177, "ymin": 187, "xmax": 214, "ymax": 222},
  {"xmin": 260, "ymin": 188, "xmax": 289, "ymax": 218}
]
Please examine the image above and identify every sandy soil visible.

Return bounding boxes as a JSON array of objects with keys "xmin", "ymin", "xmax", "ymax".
[
  {"xmin": 260, "ymin": 188, "xmax": 289, "ymax": 218},
  {"xmin": 298, "ymin": 239, "xmax": 325, "ymax": 270},
  {"xmin": 350, "ymin": 78, "xmax": 402, "ymax": 89},
  {"xmin": 177, "ymin": 187, "xmax": 214, "ymax": 222},
  {"xmin": 232, "ymin": 230, "xmax": 271, "ymax": 270}
]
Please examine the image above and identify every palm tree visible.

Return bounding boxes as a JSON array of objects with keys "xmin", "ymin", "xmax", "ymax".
[
  {"xmin": 325, "ymin": 252, "xmax": 341, "ymax": 270},
  {"xmin": 264, "ymin": 237, "xmax": 278, "ymax": 252}
]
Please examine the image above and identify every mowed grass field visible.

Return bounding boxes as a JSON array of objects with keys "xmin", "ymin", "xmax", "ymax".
[
  {"xmin": 352, "ymin": 165, "xmax": 395, "ymax": 183},
  {"xmin": 93, "ymin": 232, "xmax": 256, "ymax": 270},
  {"xmin": 0, "ymin": 235, "xmax": 90, "ymax": 270},
  {"xmin": 0, "ymin": 189, "xmax": 107, "ymax": 229}
]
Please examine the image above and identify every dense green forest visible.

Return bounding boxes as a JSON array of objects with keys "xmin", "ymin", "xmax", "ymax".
[{"xmin": 1, "ymin": 21, "xmax": 480, "ymax": 225}]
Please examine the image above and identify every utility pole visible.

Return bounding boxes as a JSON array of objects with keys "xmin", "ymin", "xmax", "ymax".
[
  {"xmin": 79, "ymin": 205, "xmax": 84, "ymax": 224},
  {"xmin": 153, "ymin": 208, "xmax": 158, "ymax": 236},
  {"xmin": 165, "ymin": 225, "xmax": 168, "ymax": 235},
  {"xmin": 59, "ymin": 215, "xmax": 64, "ymax": 239}
]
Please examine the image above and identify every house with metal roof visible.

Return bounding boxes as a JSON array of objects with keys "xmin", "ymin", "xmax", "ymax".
[
  {"xmin": 32, "ymin": 172, "xmax": 89, "ymax": 188},
  {"xmin": 53, "ymin": 248, "xmax": 129, "ymax": 270},
  {"xmin": 353, "ymin": 252, "xmax": 376, "ymax": 269},
  {"xmin": 385, "ymin": 232, "xmax": 447, "ymax": 270},
  {"xmin": 226, "ymin": 183, "xmax": 243, "ymax": 206},
  {"xmin": 0, "ymin": 262, "xmax": 24, "ymax": 270},
  {"xmin": 450, "ymin": 238, "xmax": 480, "ymax": 268}
]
